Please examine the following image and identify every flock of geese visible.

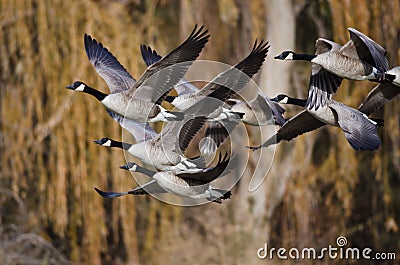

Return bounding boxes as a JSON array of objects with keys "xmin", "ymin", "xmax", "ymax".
[{"xmin": 67, "ymin": 25, "xmax": 400, "ymax": 204}]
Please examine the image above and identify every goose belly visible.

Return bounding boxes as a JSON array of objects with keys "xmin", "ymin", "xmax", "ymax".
[
  {"xmin": 127, "ymin": 144, "xmax": 181, "ymax": 170},
  {"xmin": 313, "ymin": 53, "xmax": 373, "ymax": 80},
  {"xmin": 102, "ymin": 96, "xmax": 157, "ymax": 121},
  {"xmin": 307, "ymin": 106, "xmax": 338, "ymax": 126},
  {"xmin": 154, "ymin": 173, "xmax": 209, "ymax": 197}
]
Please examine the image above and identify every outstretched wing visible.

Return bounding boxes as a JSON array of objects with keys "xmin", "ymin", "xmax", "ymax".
[
  {"xmin": 140, "ymin": 44, "xmax": 200, "ymax": 95},
  {"xmin": 84, "ymin": 34, "xmax": 136, "ymax": 93},
  {"xmin": 347, "ymin": 28, "xmax": 388, "ymax": 72},
  {"xmin": 140, "ymin": 44, "xmax": 162, "ymax": 67},
  {"xmin": 306, "ymin": 38, "xmax": 343, "ymax": 110},
  {"xmin": 94, "ymin": 180, "xmax": 167, "ymax": 198},
  {"xmin": 254, "ymin": 94, "xmax": 286, "ymax": 126},
  {"xmin": 131, "ymin": 25, "xmax": 210, "ymax": 105},
  {"xmin": 306, "ymin": 64, "xmax": 343, "ymax": 110},
  {"xmin": 329, "ymin": 102, "xmax": 381, "ymax": 151},
  {"xmin": 358, "ymin": 83, "xmax": 400, "ymax": 115},
  {"xmin": 198, "ymin": 40, "xmax": 270, "ymax": 101},
  {"xmin": 248, "ymin": 110, "xmax": 326, "ymax": 150}
]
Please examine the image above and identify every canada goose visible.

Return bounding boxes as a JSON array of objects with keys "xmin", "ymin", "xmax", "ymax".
[
  {"xmin": 94, "ymin": 40, "xmax": 270, "ymax": 169},
  {"xmin": 275, "ymin": 28, "xmax": 395, "ymax": 111},
  {"xmin": 270, "ymin": 94, "xmax": 307, "ymax": 107},
  {"xmin": 66, "ymin": 25, "xmax": 210, "ymax": 122},
  {"xmin": 358, "ymin": 66, "xmax": 400, "ymax": 115},
  {"xmin": 93, "ymin": 131, "xmax": 206, "ymax": 172},
  {"xmin": 272, "ymin": 93, "xmax": 384, "ymax": 125},
  {"xmin": 249, "ymin": 94, "xmax": 381, "ymax": 151},
  {"xmin": 275, "ymin": 28, "xmax": 395, "ymax": 84},
  {"xmin": 94, "ymin": 153, "xmax": 233, "ymax": 203},
  {"xmin": 141, "ymin": 43, "xmax": 282, "ymax": 155}
]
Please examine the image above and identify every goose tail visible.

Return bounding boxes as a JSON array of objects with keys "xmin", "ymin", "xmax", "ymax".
[
  {"xmin": 370, "ymin": 118, "xmax": 384, "ymax": 127},
  {"xmin": 385, "ymin": 73, "xmax": 396, "ymax": 83},
  {"xmin": 374, "ymin": 72, "xmax": 396, "ymax": 83}
]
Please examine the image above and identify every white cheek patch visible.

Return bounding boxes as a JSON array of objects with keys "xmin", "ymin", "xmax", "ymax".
[
  {"xmin": 76, "ymin": 83, "xmax": 86, "ymax": 92},
  {"xmin": 281, "ymin": 97, "xmax": 289, "ymax": 104},
  {"xmin": 130, "ymin": 164, "xmax": 137, "ymax": 171},
  {"xmin": 102, "ymin": 139, "xmax": 112, "ymax": 147},
  {"xmin": 285, "ymin": 53, "xmax": 293, "ymax": 60}
]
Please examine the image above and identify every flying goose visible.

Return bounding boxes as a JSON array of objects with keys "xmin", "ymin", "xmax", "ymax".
[
  {"xmin": 272, "ymin": 93, "xmax": 384, "ymax": 126},
  {"xmin": 270, "ymin": 94, "xmax": 307, "ymax": 107},
  {"xmin": 358, "ymin": 66, "xmax": 400, "ymax": 115},
  {"xmin": 140, "ymin": 43, "xmax": 282, "ymax": 155},
  {"xmin": 248, "ymin": 94, "xmax": 382, "ymax": 151},
  {"xmin": 94, "ymin": 40, "xmax": 270, "ymax": 169},
  {"xmin": 94, "ymin": 153, "xmax": 233, "ymax": 203},
  {"xmin": 93, "ymin": 123, "xmax": 206, "ymax": 171},
  {"xmin": 248, "ymin": 41, "xmax": 384, "ymax": 152},
  {"xmin": 275, "ymin": 28, "xmax": 395, "ymax": 108},
  {"xmin": 66, "ymin": 25, "xmax": 210, "ymax": 122},
  {"xmin": 275, "ymin": 28, "xmax": 394, "ymax": 82}
]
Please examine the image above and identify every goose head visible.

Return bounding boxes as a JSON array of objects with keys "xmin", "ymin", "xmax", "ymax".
[
  {"xmin": 271, "ymin": 94, "xmax": 289, "ymax": 104},
  {"xmin": 94, "ymin": 137, "xmax": 112, "ymax": 147},
  {"xmin": 119, "ymin": 162, "xmax": 138, "ymax": 171},
  {"xmin": 274, "ymin": 51, "xmax": 295, "ymax": 60},
  {"xmin": 66, "ymin": 81, "xmax": 87, "ymax": 92}
]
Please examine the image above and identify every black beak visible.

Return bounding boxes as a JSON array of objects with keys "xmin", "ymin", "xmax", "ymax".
[
  {"xmin": 66, "ymin": 85, "xmax": 74, "ymax": 89},
  {"xmin": 270, "ymin": 96, "xmax": 279, "ymax": 102},
  {"xmin": 119, "ymin": 164, "xmax": 129, "ymax": 170},
  {"xmin": 93, "ymin": 139, "xmax": 102, "ymax": 145},
  {"xmin": 274, "ymin": 54, "xmax": 283, "ymax": 60}
]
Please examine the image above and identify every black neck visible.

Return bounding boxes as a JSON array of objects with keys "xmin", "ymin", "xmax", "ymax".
[
  {"xmin": 135, "ymin": 165, "xmax": 157, "ymax": 177},
  {"xmin": 293, "ymin": 53, "xmax": 317, "ymax": 61},
  {"xmin": 109, "ymin": 139, "xmax": 132, "ymax": 150},
  {"xmin": 287, "ymin": 97, "xmax": 307, "ymax": 107},
  {"xmin": 83, "ymin": 86, "xmax": 107, "ymax": 101}
]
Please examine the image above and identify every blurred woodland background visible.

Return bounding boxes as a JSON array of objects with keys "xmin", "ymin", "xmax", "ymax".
[{"xmin": 0, "ymin": 0, "xmax": 399, "ymax": 264}]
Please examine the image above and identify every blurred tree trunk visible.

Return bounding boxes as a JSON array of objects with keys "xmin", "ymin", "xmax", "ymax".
[{"xmin": 233, "ymin": 0, "xmax": 296, "ymax": 263}]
